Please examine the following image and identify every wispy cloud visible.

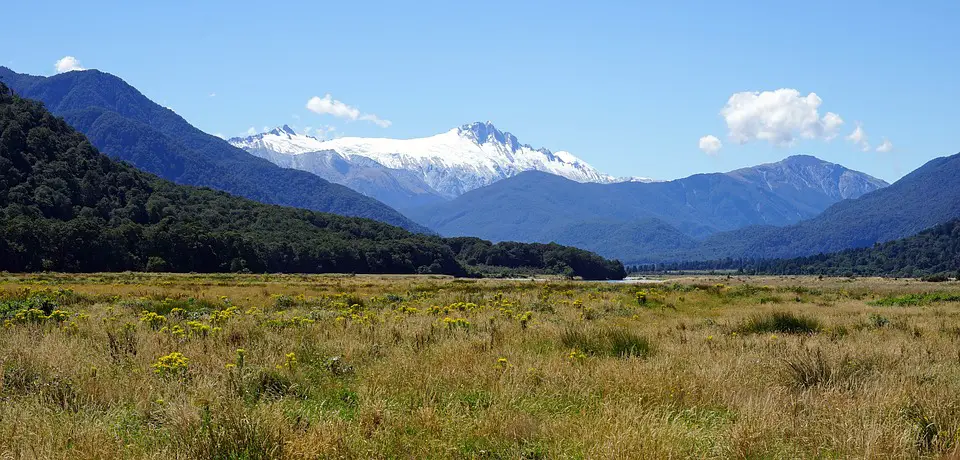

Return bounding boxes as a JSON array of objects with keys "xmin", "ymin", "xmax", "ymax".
[
  {"xmin": 306, "ymin": 94, "xmax": 391, "ymax": 128},
  {"xmin": 54, "ymin": 56, "xmax": 84, "ymax": 74},
  {"xmin": 846, "ymin": 122, "xmax": 870, "ymax": 152},
  {"xmin": 876, "ymin": 138, "xmax": 893, "ymax": 153}
]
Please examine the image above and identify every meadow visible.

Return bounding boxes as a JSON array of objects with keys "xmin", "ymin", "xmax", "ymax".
[{"xmin": 1, "ymin": 273, "xmax": 959, "ymax": 459}]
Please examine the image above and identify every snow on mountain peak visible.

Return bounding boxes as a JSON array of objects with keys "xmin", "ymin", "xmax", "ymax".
[
  {"xmin": 228, "ymin": 125, "xmax": 328, "ymax": 155},
  {"xmin": 458, "ymin": 121, "xmax": 521, "ymax": 151},
  {"xmin": 270, "ymin": 124, "xmax": 296, "ymax": 136},
  {"xmin": 229, "ymin": 122, "xmax": 620, "ymax": 198}
]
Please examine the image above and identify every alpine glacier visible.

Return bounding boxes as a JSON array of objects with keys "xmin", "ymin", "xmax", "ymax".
[{"xmin": 229, "ymin": 122, "xmax": 624, "ymax": 201}]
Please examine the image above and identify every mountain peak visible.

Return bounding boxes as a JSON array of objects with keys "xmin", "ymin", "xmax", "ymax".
[
  {"xmin": 458, "ymin": 121, "xmax": 520, "ymax": 148},
  {"xmin": 230, "ymin": 120, "xmax": 617, "ymax": 198},
  {"xmin": 227, "ymin": 125, "xmax": 328, "ymax": 155},
  {"xmin": 267, "ymin": 125, "xmax": 297, "ymax": 136},
  {"xmin": 728, "ymin": 154, "xmax": 888, "ymax": 200},
  {"xmin": 780, "ymin": 154, "xmax": 831, "ymax": 166}
]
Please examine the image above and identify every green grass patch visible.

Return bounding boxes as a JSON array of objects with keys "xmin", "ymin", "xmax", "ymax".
[
  {"xmin": 559, "ymin": 327, "xmax": 653, "ymax": 358},
  {"xmin": 870, "ymin": 292, "xmax": 960, "ymax": 307}
]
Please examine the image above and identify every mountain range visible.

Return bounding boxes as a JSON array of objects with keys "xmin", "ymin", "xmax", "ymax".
[
  {"xmin": 675, "ymin": 150, "xmax": 960, "ymax": 262},
  {"xmin": 228, "ymin": 122, "xmax": 648, "ymax": 211},
  {"xmin": 0, "ymin": 81, "xmax": 625, "ymax": 279},
  {"xmin": 6, "ymin": 65, "xmax": 958, "ymax": 273},
  {"xmin": 404, "ymin": 155, "xmax": 888, "ymax": 262},
  {"xmin": 0, "ymin": 67, "xmax": 428, "ymax": 232}
]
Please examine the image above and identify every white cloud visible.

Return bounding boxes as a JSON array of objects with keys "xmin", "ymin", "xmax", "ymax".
[
  {"xmin": 54, "ymin": 56, "xmax": 84, "ymax": 73},
  {"xmin": 822, "ymin": 112, "xmax": 844, "ymax": 140},
  {"xmin": 876, "ymin": 138, "xmax": 893, "ymax": 153},
  {"xmin": 846, "ymin": 122, "xmax": 870, "ymax": 151},
  {"xmin": 698, "ymin": 135, "xmax": 722, "ymax": 155},
  {"xmin": 302, "ymin": 125, "xmax": 336, "ymax": 139},
  {"xmin": 306, "ymin": 94, "xmax": 391, "ymax": 127},
  {"xmin": 214, "ymin": 133, "xmax": 225, "ymax": 139},
  {"xmin": 720, "ymin": 89, "xmax": 844, "ymax": 147},
  {"xmin": 359, "ymin": 114, "xmax": 391, "ymax": 128},
  {"xmin": 208, "ymin": 92, "xmax": 216, "ymax": 98},
  {"xmin": 246, "ymin": 127, "xmax": 257, "ymax": 136}
]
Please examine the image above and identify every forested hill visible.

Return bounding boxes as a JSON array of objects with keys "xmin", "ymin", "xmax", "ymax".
[
  {"xmin": 645, "ymin": 219, "xmax": 960, "ymax": 278},
  {"xmin": 0, "ymin": 67, "xmax": 428, "ymax": 232},
  {"xmin": 755, "ymin": 218, "xmax": 960, "ymax": 277},
  {"xmin": 0, "ymin": 84, "xmax": 625, "ymax": 280}
]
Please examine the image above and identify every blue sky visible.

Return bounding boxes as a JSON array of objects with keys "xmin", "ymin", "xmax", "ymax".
[{"xmin": 2, "ymin": 0, "xmax": 959, "ymax": 182}]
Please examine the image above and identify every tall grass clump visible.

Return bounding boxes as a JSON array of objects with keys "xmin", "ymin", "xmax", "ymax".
[
  {"xmin": 177, "ymin": 403, "xmax": 286, "ymax": 460},
  {"xmin": 560, "ymin": 327, "xmax": 653, "ymax": 358},
  {"xmin": 780, "ymin": 348, "xmax": 875, "ymax": 390},
  {"xmin": 736, "ymin": 311, "xmax": 821, "ymax": 335}
]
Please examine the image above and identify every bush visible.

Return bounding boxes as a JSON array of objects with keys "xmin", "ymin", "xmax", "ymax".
[
  {"xmin": 736, "ymin": 311, "xmax": 821, "ymax": 335},
  {"xmin": 921, "ymin": 273, "xmax": 951, "ymax": 283},
  {"xmin": 145, "ymin": 256, "xmax": 169, "ymax": 273},
  {"xmin": 871, "ymin": 292, "xmax": 960, "ymax": 307},
  {"xmin": 868, "ymin": 313, "xmax": 889, "ymax": 329},
  {"xmin": 559, "ymin": 327, "xmax": 653, "ymax": 358}
]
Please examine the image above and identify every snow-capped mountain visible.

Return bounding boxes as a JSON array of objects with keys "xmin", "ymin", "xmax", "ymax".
[
  {"xmin": 229, "ymin": 125, "xmax": 323, "ymax": 154},
  {"xmin": 229, "ymin": 122, "xmax": 618, "ymax": 201}
]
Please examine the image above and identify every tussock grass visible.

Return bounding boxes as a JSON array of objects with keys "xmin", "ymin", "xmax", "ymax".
[
  {"xmin": 0, "ymin": 273, "xmax": 958, "ymax": 458},
  {"xmin": 780, "ymin": 348, "xmax": 876, "ymax": 390},
  {"xmin": 559, "ymin": 327, "xmax": 653, "ymax": 358},
  {"xmin": 735, "ymin": 311, "xmax": 821, "ymax": 334}
]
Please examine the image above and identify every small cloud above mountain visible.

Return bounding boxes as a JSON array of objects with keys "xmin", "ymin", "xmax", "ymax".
[
  {"xmin": 306, "ymin": 94, "xmax": 391, "ymax": 127},
  {"xmin": 721, "ymin": 89, "xmax": 843, "ymax": 147},
  {"xmin": 54, "ymin": 56, "xmax": 84, "ymax": 74},
  {"xmin": 846, "ymin": 122, "xmax": 870, "ymax": 151},
  {"xmin": 699, "ymin": 135, "xmax": 722, "ymax": 155},
  {"xmin": 704, "ymin": 88, "xmax": 892, "ymax": 154},
  {"xmin": 876, "ymin": 138, "xmax": 893, "ymax": 153}
]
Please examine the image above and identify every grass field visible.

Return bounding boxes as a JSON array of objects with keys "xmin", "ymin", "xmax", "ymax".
[{"xmin": 1, "ymin": 273, "xmax": 960, "ymax": 459}]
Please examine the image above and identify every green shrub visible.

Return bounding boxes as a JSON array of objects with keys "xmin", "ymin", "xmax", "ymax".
[
  {"xmin": 921, "ymin": 273, "xmax": 951, "ymax": 283},
  {"xmin": 868, "ymin": 313, "xmax": 890, "ymax": 329},
  {"xmin": 871, "ymin": 292, "xmax": 960, "ymax": 306}
]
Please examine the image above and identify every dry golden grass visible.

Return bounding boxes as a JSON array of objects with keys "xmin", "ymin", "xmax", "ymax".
[{"xmin": 1, "ymin": 273, "xmax": 959, "ymax": 458}]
